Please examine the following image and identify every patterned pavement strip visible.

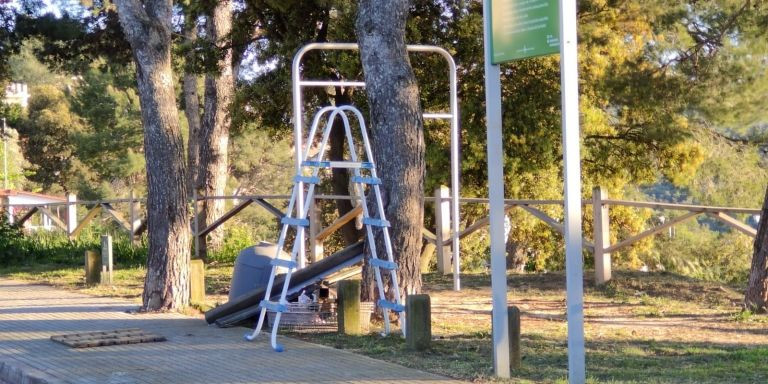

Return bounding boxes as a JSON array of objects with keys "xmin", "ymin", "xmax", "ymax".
[{"xmin": 0, "ymin": 278, "xmax": 461, "ymax": 384}]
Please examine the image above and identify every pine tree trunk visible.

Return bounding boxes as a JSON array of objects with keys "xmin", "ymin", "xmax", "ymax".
[
  {"xmin": 115, "ymin": 0, "xmax": 190, "ymax": 311},
  {"xmin": 198, "ymin": 0, "xmax": 234, "ymax": 256},
  {"xmin": 183, "ymin": 18, "xmax": 201, "ymax": 199},
  {"xmin": 745, "ymin": 185, "xmax": 768, "ymax": 312},
  {"xmin": 356, "ymin": 0, "xmax": 425, "ymax": 302}
]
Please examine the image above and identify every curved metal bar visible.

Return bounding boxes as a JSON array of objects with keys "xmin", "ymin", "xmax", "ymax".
[{"xmin": 291, "ymin": 42, "xmax": 463, "ymax": 290}]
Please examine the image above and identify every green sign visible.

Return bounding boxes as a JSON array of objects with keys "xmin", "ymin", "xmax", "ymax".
[{"xmin": 490, "ymin": 0, "xmax": 560, "ymax": 63}]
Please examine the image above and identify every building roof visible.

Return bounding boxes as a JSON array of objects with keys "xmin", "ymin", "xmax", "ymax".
[{"xmin": 0, "ymin": 189, "xmax": 66, "ymax": 203}]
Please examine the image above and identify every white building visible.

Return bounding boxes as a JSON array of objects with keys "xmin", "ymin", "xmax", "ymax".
[
  {"xmin": 1, "ymin": 189, "xmax": 67, "ymax": 230},
  {"xmin": 3, "ymin": 83, "xmax": 30, "ymax": 108}
]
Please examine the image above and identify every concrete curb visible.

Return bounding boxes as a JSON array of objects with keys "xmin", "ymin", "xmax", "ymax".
[{"xmin": 0, "ymin": 361, "xmax": 62, "ymax": 384}]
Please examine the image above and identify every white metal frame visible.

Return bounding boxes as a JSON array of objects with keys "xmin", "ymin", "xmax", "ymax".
[{"xmin": 292, "ymin": 42, "xmax": 463, "ymax": 290}]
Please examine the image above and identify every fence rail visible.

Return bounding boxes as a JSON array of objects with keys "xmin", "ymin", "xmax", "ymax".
[{"xmin": 1, "ymin": 186, "xmax": 760, "ymax": 285}]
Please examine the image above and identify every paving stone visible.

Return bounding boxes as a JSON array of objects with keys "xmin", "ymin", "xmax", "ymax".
[{"xmin": 0, "ymin": 279, "xmax": 461, "ymax": 384}]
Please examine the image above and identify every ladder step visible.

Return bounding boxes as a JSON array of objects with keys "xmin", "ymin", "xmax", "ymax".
[
  {"xmin": 270, "ymin": 258, "xmax": 297, "ymax": 269},
  {"xmin": 377, "ymin": 299, "xmax": 405, "ymax": 313},
  {"xmin": 260, "ymin": 300, "xmax": 287, "ymax": 313},
  {"xmin": 369, "ymin": 258, "xmax": 397, "ymax": 270},
  {"xmin": 302, "ymin": 161, "xmax": 374, "ymax": 169},
  {"xmin": 294, "ymin": 175, "xmax": 321, "ymax": 184},
  {"xmin": 281, "ymin": 217, "xmax": 309, "ymax": 227},
  {"xmin": 351, "ymin": 176, "xmax": 381, "ymax": 185},
  {"xmin": 362, "ymin": 218, "xmax": 390, "ymax": 227}
]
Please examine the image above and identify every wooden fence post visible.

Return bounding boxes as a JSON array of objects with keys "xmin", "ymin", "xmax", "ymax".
[
  {"xmin": 435, "ymin": 186, "xmax": 452, "ymax": 275},
  {"xmin": 100, "ymin": 235, "xmax": 113, "ymax": 285},
  {"xmin": 338, "ymin": 280, "xmax": 362, "ymax": 335},
  {"xmin": 129, "ymin": 190, "xmax": 137, "ymax": 246},
  {"xmin": 66, "ymin": 194, "xmax": 77, "ymax": 239},
  {"xmin": 309, "ymin": 198, "xmax": 323, "ymax": 263},
  {"xmin": 593, "ymin": 186, "xmax": 611, "ymax": 284}
]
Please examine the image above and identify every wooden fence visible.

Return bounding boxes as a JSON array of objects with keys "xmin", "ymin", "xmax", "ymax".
[{"xmin": 1, "ymin": 186, "xmax": 760, "ymax": 284}]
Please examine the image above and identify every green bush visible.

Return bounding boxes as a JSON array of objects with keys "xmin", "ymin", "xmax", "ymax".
[
  {"xmin": 642, "ymin": 222, "xmax": 753, "ymax": 284},
  {"xmin": 207, "ymin": 224, "xmax": 260, "ymax": 263},
  {"xmin": 0, "ymin": 223, "xmax": 146, "ymax": 268},
  {"xmin": 0, "ymin": 216, "xmax": 26, "ymax": 265}
]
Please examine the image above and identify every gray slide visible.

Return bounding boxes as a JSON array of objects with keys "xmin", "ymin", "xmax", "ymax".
[{"xmin": 204, "ymin": 242, "xmax": 364, "ymax": 327}]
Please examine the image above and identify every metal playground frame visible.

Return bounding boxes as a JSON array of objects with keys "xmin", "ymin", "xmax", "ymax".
[{"xmin": 290, "ymin": 43, "xmax": 463, "ymax": 290}]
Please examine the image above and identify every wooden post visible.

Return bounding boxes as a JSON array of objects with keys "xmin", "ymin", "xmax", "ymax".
[
  {"xmin": 508, "ymin": 306, "xmax": 522, "ymax": 370},
  {"xmin": 129, "ymin": 190, "xmax": 137, "ymax": 246},
  {"xmin": 420, "ymin": 243, "xmax": 436, "ymax": 273},
  {"xmin": 193, "ymin": 188, "xmax": 200, "ymax": 260},
  {"xmin": 435, "ymin": 186, "xmax": 451, "ymax": 275},
  {"xmin": 309, "ymin": 198, "xmax": 324, "ymax": 263},
  {"xmin": 406, "ymin": 294, "xmax": 431, "ymax": 351},
  {"xmin": 190, "ymin": 259, "xmax": 205, "ymax": 305},
  {"xmin": 66, "ymin": 194, "xmax": 77, "ymax": 239},
  {"xmin": 100, "ymin": 235, "xmax": 113, "ymax": 285},
  {"xmin": 84, "ymin": 250, "xmax": 101, "ymax": 285},
  {"xmin": 592, "ymin": 186, "xmax": 611, "ymax": 284},
  {"xmin": 337, "ymin": 280, "xmax": 362, "ymax": 335}
]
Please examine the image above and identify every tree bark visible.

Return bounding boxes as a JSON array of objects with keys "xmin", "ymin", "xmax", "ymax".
[
  {"xmin": 745, "ymin": 184, "xmax": 768, "ymax": 312},
  {"xmin": 356, "ymin": 0, "xmax": 425, "ymax": 303},
  {"xmin": 198, "ymin": 0, "xmax": 234, "ymax": 257},
  {"xmin": 114, "ymin": 0, "xmax": 190, "ymax": 311},
  {"xmin": 183, "ymin": 17, "xmax": 202, "ymax": 199}
]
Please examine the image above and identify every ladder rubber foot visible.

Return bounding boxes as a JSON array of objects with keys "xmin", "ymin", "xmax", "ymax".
[
  {"xmin": 273, "ymin": 344, "xmax": 284, "ymax": 352},
  {"xmin": 243, "ymin": 333, "xmax": 254, "ymax": 341}
]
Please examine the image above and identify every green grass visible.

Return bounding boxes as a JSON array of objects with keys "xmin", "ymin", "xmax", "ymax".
[
  {"xmin": 2, "ymin": 264, "xmax": 766, "ymax": 383},
  {"xmin": 288, "ymin": 330, "xmax": 768, "ymax": 383}
]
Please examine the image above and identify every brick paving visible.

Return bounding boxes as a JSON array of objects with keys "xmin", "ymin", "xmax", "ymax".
[{"xmin": 0, "ymin": 279, "xmax": 459, "ymax": 384}]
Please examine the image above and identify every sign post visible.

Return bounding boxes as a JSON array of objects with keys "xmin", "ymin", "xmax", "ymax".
[{"xmin": 483, "ymin": 0, "xmax": 585, "ymax": 381}]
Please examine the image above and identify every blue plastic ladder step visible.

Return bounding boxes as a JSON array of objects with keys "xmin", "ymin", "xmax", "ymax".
[
  {"xmin": 281, "ymin": 217, "xmax": 310, "ymax": 227},
  {"xmin": 294, "ymin": 175, "xmax": 321, "ymax": 184},
  {"xmin": 351, "ymin": 176, "xmax": 381, "ymax": 185},
  {"xmin": 302, "ymin": 161, "xmax": 373, "ymax": 169},
  {"xmin": 362, "ymin": 218, "xmax": 390, "ymax": 227},
  {"xmin": 260, "ymin": 300, "xmax": 287, "ymax": 313},
  {"xmin": 377, "ymin": 299, "xmax": 405, "ymax": 312},
  {"xmin": 369, "ymin": 258, "xmax": 397, "ymax": 270},
  {"xmin": 270, "ymin": 258, "xmax": 297, "ymax": 269}
]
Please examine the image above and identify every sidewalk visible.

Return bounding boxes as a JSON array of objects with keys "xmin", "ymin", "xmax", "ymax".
[{"xmin": 0, "ymin": 278, "xmax": 459, "ymax": 384}]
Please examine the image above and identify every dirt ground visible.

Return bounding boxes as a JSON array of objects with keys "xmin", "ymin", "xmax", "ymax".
[{"xmin": 423, "ymin": 271, "xmax": 768, "ymax": 346}]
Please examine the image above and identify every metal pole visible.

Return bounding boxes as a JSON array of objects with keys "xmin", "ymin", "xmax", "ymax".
[
  {"xmin": 559, "ymin": 0, "xmax": 586, "ymax": 381},
  {"xmin": 292, "ymin": 43, "xmax": 461, "ymax": 272},
  {"xmin": 482, "ymin": 0, "xmax": 510, "ymax": 377},
  {"xmin": 2, "ymin": 118, "xmax": 8, "ymax": 189}
]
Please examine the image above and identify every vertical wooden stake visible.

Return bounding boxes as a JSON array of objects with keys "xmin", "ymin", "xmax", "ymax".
[
  {"xmin": 338, "ymin": 280, "xmax": 362, "ymax": 335},
  {"xmin": 84, "ymin": 250, "xmax": 101, "ymax": 285},
  {"xmin": 190, "ymin": 259, "xmax": 205, "ymax": 305},
  {"xmin": 100, "ymin": 235, "xmax": 113, "ymax": 285},
  {"xmin": 406, "ymin": 294, "xmax": 431, "ymax": 351},
  {"xmin": 508, "ymin": 306, "xmax": 521, "ymax": 370}
]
